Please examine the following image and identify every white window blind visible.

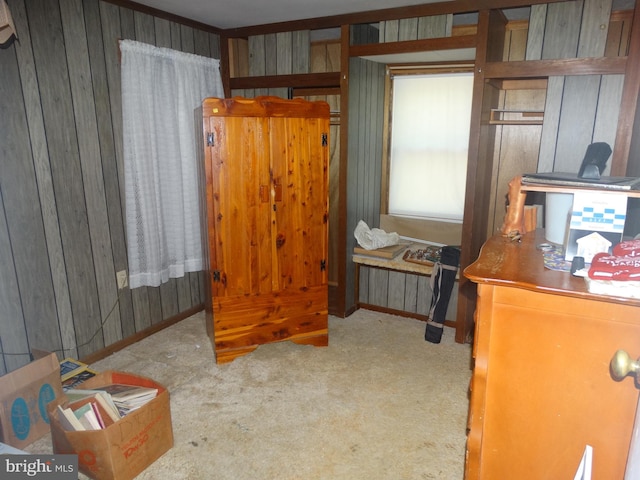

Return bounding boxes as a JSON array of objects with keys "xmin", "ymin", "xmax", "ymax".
[{"xmin": 388, "ymin": 72, "xmax": 473, "ymax": 222}]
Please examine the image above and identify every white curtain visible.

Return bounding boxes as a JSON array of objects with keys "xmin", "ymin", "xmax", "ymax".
[{"xmin": 120, "ymin": 39, "xmax": 223, "ymax": 288}]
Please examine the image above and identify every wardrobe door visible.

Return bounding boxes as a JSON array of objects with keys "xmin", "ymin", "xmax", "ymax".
[{"xmin": 269, "ymin": 115, "xmax": 328, "ymax": 294}]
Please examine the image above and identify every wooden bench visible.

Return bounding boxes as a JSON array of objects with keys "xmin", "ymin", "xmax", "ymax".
[{"xmin": 353, "ymin": 243, "xmax": 458, "ymax": 328}]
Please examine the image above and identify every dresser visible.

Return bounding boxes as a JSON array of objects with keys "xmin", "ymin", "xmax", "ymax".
[{"xmin": 464, "ymin": 230, "xmax": 640, "ymax": 479}]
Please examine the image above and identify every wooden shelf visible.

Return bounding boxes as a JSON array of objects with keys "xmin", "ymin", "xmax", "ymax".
[
  {"xmin": 489, "ymin": 109, "xmax": 544, "ymax": 125},
  {"xmin": 521, "ymin": 183, "xmax": 640, "ymax": 198},
  {"xmin": 501, "ymin": 175, "xmax": 640, "ymax": 236}
]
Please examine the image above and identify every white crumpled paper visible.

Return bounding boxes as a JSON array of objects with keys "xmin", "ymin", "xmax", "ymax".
[{"xmin": 354, "ymin": 220, "xmax": 400, "ymax": 250}]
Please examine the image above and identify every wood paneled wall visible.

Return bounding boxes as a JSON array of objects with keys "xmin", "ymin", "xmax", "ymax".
[
  {"xmin": 358, "ymin": 266, "xmax": 459, "ymax": 322},
  {"xmin": 345, "ymin": 57, "xmax": 386, "ymax": 312},
  {"xmin": 379, "ymin": 14, "xmax": 453, "ymax": 42},
  {"xmin": 0, "ymin": 0, "xmax": 220, "ymax": 374},
  {"xmin": 485, "ymin": 0, "xmax": 628, "ymax": 235},
  {"xmin": 229, "ymin": 31, "xmax": 313, "ymax": 98}
]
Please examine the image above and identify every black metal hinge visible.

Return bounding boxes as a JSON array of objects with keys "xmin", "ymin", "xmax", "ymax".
[
  {"xmin": 321, "ymin": 133, "xmax": 328, "ymax": 146},
  {"xmin": 207, "ymin": 132, "xmax": 214, "ymax": 146},
  {"xmin": 213, "ymin": 270, "xmax": 220, "ymax": 282},
  {"xmin": 320, "ymin": 259, "xmax": 326, "ymax": 271}
]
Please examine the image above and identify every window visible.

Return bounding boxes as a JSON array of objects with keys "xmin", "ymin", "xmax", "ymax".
[{"xmin": 386, "ymin": 70, "xmax": 474, "ymax": 223}]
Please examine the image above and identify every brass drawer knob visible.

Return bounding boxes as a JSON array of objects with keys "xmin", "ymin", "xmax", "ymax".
[{"xmin": 610, "ymin": 350, "xmax": 640, "ymax": 381}]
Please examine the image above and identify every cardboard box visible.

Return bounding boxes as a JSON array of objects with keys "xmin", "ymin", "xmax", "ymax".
[
  {"xmin": 0, "ymin": 352, "xmax": 64, "ymax": 449},
  {"xmin": 48, "ymin": 371, "xmax": 173, "ymax": 480}
]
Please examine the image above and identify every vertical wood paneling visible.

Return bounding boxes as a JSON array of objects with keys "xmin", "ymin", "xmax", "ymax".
[
  {"xmin": 193, "ymin": 29, "xmax": 210, "ymax": 57},
  {"xmin": 538, "ymin": 76, "xmax": 565, "ymax": 172},
  {"xmin": 578, "ymin": 0, "xmax": 612, "ymax": 58},
  {"xmin": 404, "ymin": 273, "xmax": 418, "ymax": 312},
  {"xmin": 327, "ymin": 42, "xmax": 340, "ymax": 71},
  {"xmin": 249, "ymin": 35, "xmax": 266, "ymax": 76},
  {"xmin": 357, "ymin": 265, "xmax": 458, "ymax": 322},
  {"xmin": 170, "ymin": 21, "xmax": 181, "ymax": 49},
  {"xmin": 382, "ymin": 19, "xmax": 399, "ymax": 42},
  {"xmin": 418, "ymin": 14, "xmax": 452, "ymax": 39},
  {"xmin": 119, "ymin": 5, "xmax": 134, "ymax": 37},
  {"xmin": 192, "ymin": 273, "xmax": 203, "ymax": 306},
  {"xmin": 265, "ymin": 34, "xmax": 277, "ymax": 75},
  {"xmin": 61, "ymin": 0, "xmax": 122, "ymax": 347},
  {"xmin": 292, "ymin": 30, "xmax": 309, "ymax": 74},
  {"xmin": 154, "ymin": 17, "xmax": 171, "ymax": 47},
  {"xmin": 209, "ymin": 34, "xmax": 221, "ymax": 59},
  {"xmin": 416, "ymin": 276, "xmax": 431, "ymax": 315},
  {"xmin": 0, "ymin": 0, "xmax": 215, "ymax": 372},
  {"xmin": 368, "ymin": 268, "xmax": 389, "ymax": 304},
  {"xmin": 399, "ymin": 18, "xmax": 418, "ymax": 41},
  {"xmin": 0, "ymin": 50, "xmax": 48, "ymax": 372},
  {"xmin": 11, "ymin": 0, "xmax": 76, "ymax": 357},
  {"xmin": 134, "ymin": 11, "xmax": 155, "ymax": 44},
  {"xmin": 160, "ymin": 283, "xmax": 179, "ymax": 320},
  {"xmin": 180, "ymin": 24, "xmax": 195, "ymax": 53},
  {"xmin": 268, "ymin": 87, "xmax": 289, "ymax": 98},
  {"xmin": 346, "ymin": 56, "xmax": 386, "ymax": 310},
  {"xmin": 535, "ymin": 1, "xmax": 619, "ymax": 174},
  {"xmin": 28, "ymin": 0, "xmax": 103, "ymax": 357},
  {"xmin": 276, "ymin": 31, "xmax": 292, "ymax": 74},
  {"xmin": 554, "ymin": 75, "xmax": 601, "ymax": 171},
  {"xmin": 381, "ymin": 14, "xmax": 452, "ymax": 43},
  {"xmin": 542, "ymin": 1, "xmax": 584, "ymax": 59},
  {"xmin": 359, "ymin": 266, "xmax": 370, "ymax": 304},
  {"xmin": 525, "ymin": 4, "xmax": 546, "ymax": 60},
  {"xmin": 0, "ymin": 194, "xmax": 29, "ymax": 374},
  {"xmin": 98, "ymin": 1, "xmax": 137, "ymax": 339},
  {"xmin": 85, "ymin": 0, "xmax": 136, "ymax": 340},
  {"xmin": 387, "ymin": 271, "xmax": 406, "ymax": 310},
  {"xmin": 593, "ymin": 74, "xmax": 624, "ymax": 155}
]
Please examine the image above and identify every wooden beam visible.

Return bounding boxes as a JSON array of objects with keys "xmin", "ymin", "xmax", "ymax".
[
  {"xmin": 220, "ymin": 36, "xmax": 231, "ymax": 97},
  {"xmin": 483, "ymin": 56, "xmax": 628, "ymax": 78},
  {"xmin": 102, "ymin": 0, "xmax": 222, "ymax": 34},
  {"xmin": 612, "ymin": 4, "xmax": 640, "ymax": 176},
  {"xmin": 336, "ymin": 24, "xmax": 351, "ymax": 317},
  {"xmin": 229, "ymin": 72, "xmax": 340, "ymax": 90},
  {"xmin": 349, "ymin": 34, "xmax": 476, "ymax": 57},
  {"xmin": 292, "ymin": 87, "xmax": 341, "ymax": 96},
  {"xmin": 456, "ymin": 8, "xmax": 494, "ymax": 345},
  {"xmin": 224, "ymin": 0, "xmax": 569, "ymax": 37}
]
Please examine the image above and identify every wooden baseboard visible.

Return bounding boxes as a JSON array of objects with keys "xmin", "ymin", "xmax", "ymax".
[
  {"xmin": 357, "ymin": 304, "xmax": 456, "ymax": 329},
  {"xmin": 80, "ymin": 304, "xmax": 205, "ymax": 364}
]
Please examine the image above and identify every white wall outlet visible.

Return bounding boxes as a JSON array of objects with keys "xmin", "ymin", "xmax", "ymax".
[{"xmin": 116, "ymin": 270, "xmax": 128, "ymax": 289}]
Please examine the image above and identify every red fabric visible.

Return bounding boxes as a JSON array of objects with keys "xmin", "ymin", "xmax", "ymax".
[
  {"xmin": 612, "ymin": 239, "xmax": 640, "ymax": 258},
  {"xmin": 588, "ymin": 252, "xmax": 640, "ymax": 280}
]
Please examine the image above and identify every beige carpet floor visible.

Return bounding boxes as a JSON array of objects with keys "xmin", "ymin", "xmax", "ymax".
[{"xmin": 28, "ymin": 308, "xmax": 473, "ymax": 479}]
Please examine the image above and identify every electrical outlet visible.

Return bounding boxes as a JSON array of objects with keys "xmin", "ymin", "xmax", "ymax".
[{"xmin": 116, "ymin": 270, "xmax": 128, "ymax": 289}]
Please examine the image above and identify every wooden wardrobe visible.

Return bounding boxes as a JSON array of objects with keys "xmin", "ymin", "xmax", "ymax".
[{"xmin": 200, "ymin": 96, "xmax": 330, "ymax": 363}]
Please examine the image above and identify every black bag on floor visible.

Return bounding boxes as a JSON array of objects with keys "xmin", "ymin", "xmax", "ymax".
[{"xmin": 425, "ymin": 245, "xmax": 460, "ymax": 344}]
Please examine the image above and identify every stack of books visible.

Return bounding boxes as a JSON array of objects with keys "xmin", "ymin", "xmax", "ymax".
[
  {"xmin": 94, "ymin": 383, "xmax": 159, "ymax": 416},
  {"xmin": 59, "ymin": 358, "xmax": 97, "ymax": 391},
  {"xmin": 56, "ymin": 383, "xmax": 158, "ymax": 431}
]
